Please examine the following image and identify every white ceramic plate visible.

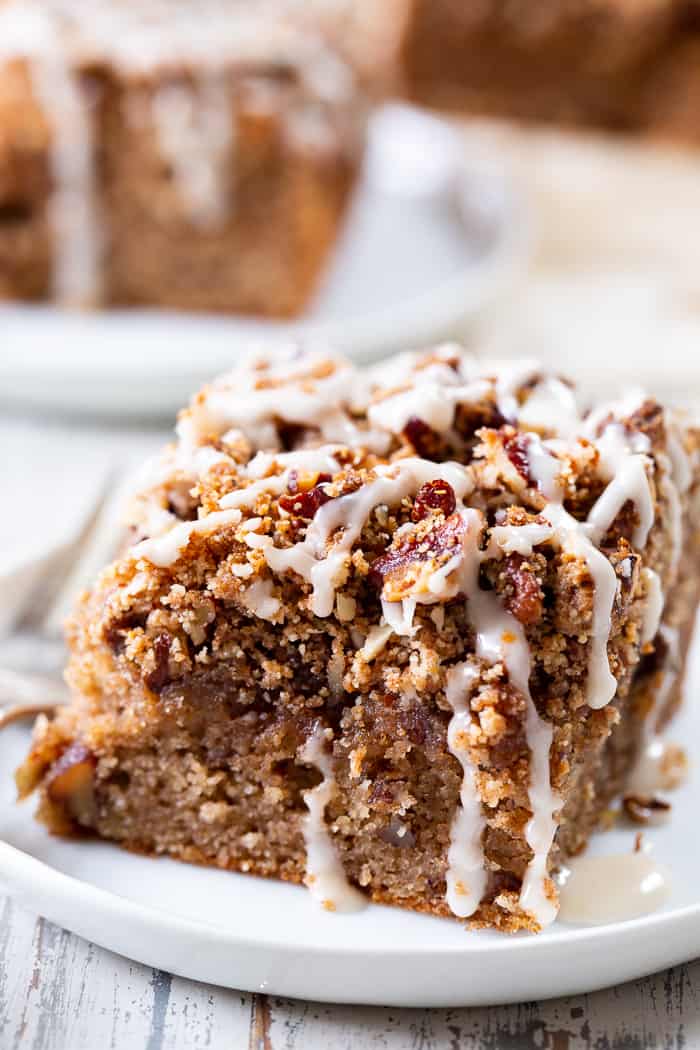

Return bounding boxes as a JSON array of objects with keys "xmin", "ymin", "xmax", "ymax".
[
  {"xmin": 0, "ymin": 627, "xmax": 698, "ymax": 1008},
  {"xmin": 0, "ymin": 105, "xmax": 529, "ymax": 419}
]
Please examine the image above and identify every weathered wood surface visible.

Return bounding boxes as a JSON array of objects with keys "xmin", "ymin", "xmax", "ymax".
[{"xmin": 0, "ymin": 896, "xmax": 697, "ymax": 1049}]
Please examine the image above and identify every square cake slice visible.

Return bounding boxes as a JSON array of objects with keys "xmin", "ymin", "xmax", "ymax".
[
  {"xmin": 0, "ymin": 0, "xmax": 365, "ymax": 315},
  {"xmin": 16, "ymin": 347, "xmax": 700, "ymax": 932}
]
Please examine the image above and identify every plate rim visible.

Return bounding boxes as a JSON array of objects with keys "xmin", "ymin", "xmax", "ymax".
[
  {"xmin": 0, "ymin": 107, "xmax": 532, "ymax": 385},
  {"xmin": 3, "ymin": 833, "xmax": 700, "ymax": 956}
]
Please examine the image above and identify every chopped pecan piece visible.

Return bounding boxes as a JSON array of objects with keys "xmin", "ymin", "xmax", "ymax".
[
  {"xmin": 145, "ymin": 632, "xmax": 172, "ymax": 694},
  {"xmin": 501, "ymin": 430, "xmax": 534, "ymax": 486},
  {"xmin": 411, "ymin": 480, "xmax": 457, "ymax": 522},
  {"xmin": 502, "ymin": 553, "xmax": 543, "ymax": 626},
  {"xmin": 623, "ymin": 795, "xmax": 671, "ymax": 825},
  {"xmin": 46, "ymin": 742, "xmax": 97, "ymax": 826},
  {"xmin": 402, "ymin": 416, "xmax": 444, "ymax": 460},
  {"xmin": 370, "ymin": 513, "xmax": 468, "ymax": 599},
  {"xmin": 279, "ymin": 481, "xmax": 332, "ymax": 518},
  {"xmin": 287, "ymin": 470, "xmax": 332, "ymax": 495}
]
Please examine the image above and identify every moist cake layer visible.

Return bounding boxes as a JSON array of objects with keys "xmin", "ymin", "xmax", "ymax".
[{"xmin": 16, "ymin": 347, "xmax": 700, "ymax": 932}]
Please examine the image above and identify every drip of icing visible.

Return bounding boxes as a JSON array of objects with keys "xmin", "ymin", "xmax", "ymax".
[
  {"xmin": 627, "ymin": 625, "xmax": 685, "ymax": 795},
  {"xmin": 468, "ymin": 579, "xmax": 559, "ymax": 927},
  {"xmin": 588, "ymin": 450, "xmax": 653, "ymax": 549},
  {"xmin": 380, "ymin": 597, "xmax": 417, "ymax": 637},
  {"xmin": 244, "ymin": 447, "xmax": 342, "ymax": 480},
  {"xmin": 434, "ymin": 506, "xmax": 559, "ymax": 927},
  {"xmin": 517, "ymin": 377, "xmax": 579, "ymax": 437},
  {"xmin": 548, "ymin": 504, "xmax": 619, "ymax": 710},
  {"xmin": 640, "ymin": 568, "xmax": 664, "ymax": 645},
  {"xmin": 299, "ymin": 726, "xmax": 365, "ymax": 912},
  {"xmin": 487, "ymin": 359, "xmax": 542, "ymax": 422},
  {"xmin": 558, "ymin": 854, "xmax": 671, "ymax": 925},
  {"xmin": 524, "ymin": 436, "xmax": 621, "ymax": 710},
  {"xmin": 444, "ymin": 662, "xmax": 488, "ymax": 918},
  {"xmin": 151, "ymin": 71, "xmax": 234, "ymax": 228},
  {"xmin": 0, "ymin": 5, "xmax": 101, "ymax": 304},
  {"xmin": 132, "ymin": 507, "xmax": 242, "ymax": 567},
  {"xmin": 489, "ymin": 521, "xmax": 555, "ymax": 556}
]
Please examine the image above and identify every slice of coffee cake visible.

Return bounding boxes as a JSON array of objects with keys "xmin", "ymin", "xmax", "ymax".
[{"xmin": 16, "ymin": 347, "xmax": 700, "ymax": 931}]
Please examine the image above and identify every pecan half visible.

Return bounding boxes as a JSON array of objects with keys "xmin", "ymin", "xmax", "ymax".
[
  {"xmin": 502, "ymin": 553, "xmax": 543, "ymax": 625},
  {"xmin": 370, "ymin": 513, "xmax": 468, "ymax": 600}
]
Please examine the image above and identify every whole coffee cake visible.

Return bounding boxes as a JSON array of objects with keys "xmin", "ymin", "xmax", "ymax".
[
  {"xmin": 0, "ymin": 0, "xmax": 365, "ymax": 314},
  {"xmin": 16, "ymin": 347, "xmax": 700, "ymax": 931}
]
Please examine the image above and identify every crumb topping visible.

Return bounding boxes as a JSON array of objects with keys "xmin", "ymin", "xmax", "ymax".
[{"xmin": 81, "ymin": 343, "xmax": 697, "ymax": 926}]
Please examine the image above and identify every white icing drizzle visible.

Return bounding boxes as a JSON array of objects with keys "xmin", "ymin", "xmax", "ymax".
[
  {"xmin": 558, "ymin": 853, "xmax": 671, "ymax": 925},
  {"xmin": 488, "ymin": 358, "xmax": 543, "ymax": 422},
  {"xmin": 520, "ymin": 436, "xmax": 620, "ymax": 712},
  {"xmin": 516, "ymin": 377, "xmax": 579, "ymax": 437},
  {"xmin": 152, "ymin": 71, "xmax": 234, "ymax": 229},
  {"xmin": 183, "ymin": 350, "xmax": 389, "ymax": 456},
  {"xmin": 219, "ymin": 447, "xmax": 342, "ymax": 511},
  {"xmin": 367, "ymin": 379, "xmax": 491, "ymax": 437},
  {"xmin": 490, "ymin": 521, "xmax": 555, "ymax": 556},
  {"xmin": 299, "ymin": 726, "xmax": 365, "ymax": 912},
  {"xmin": 587, "ymin": 424, "xmax": 653, "ymax": 548},
  {"xmin": 627, "ymin": 625, "xmax": 683, "ymax": 796},
  {"xmin": 0, "ymin": 5, "xmax": 101, "ymax": 304},
  {"xmin": 244, "ymin": 447, "xmax": 342, "ymax": 480},
  {"xmin": 545, "ymin": 502, "xmax": 619, "ymax": 710},
  {"xmin": 468, "ymin": 570, "xmax": 559, "ymax": 927},
  {"xmin": 132, "ymin": 508, "xmax": 242, "ymax": 567},
  {"xmin": 640, "ymin": 568, "xmax": 664, "ymax": 645},
  {"xmin": 423, "ymin": 505, "xmax": 559, "ymax": 926},
  {"xmin": 444, "ymin": 662, "xmax": 488, "ymax": 918}
]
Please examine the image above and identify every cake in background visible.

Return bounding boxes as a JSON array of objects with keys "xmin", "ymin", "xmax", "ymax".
[
  {"xmin": 0, "ymin": 0, "xmax": 369, "ymax": 315},
  {"xmin": 399, "ymin": 0, "xmax": 700, "ymax": 144}
]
